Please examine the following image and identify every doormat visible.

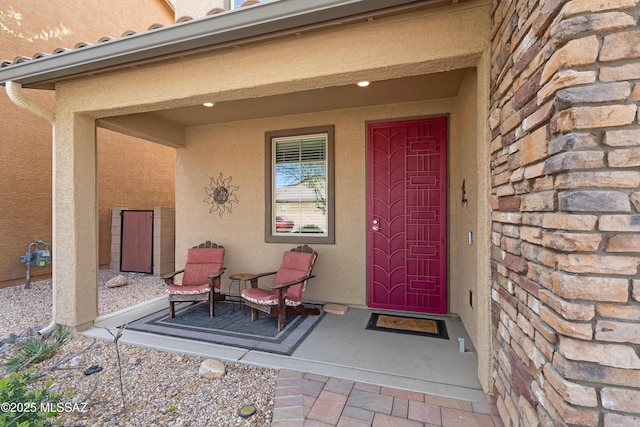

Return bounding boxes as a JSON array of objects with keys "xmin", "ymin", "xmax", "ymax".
[
  {"xmin": 366, "ymin": 313, "xmax": 449, "ymax": 339},
  {"xmin": 125, "ymin": 301, "xmax": 324, "ymax": 356}
]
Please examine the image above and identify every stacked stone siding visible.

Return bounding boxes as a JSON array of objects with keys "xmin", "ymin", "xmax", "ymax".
[{"xmin": 490, "ymin": 0, "xmax": 640, "ymax": 425}]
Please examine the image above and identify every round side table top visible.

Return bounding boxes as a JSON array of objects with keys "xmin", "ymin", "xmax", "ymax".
[{"xmin": 229, "ymin": 273, "xmax": 253, "ymax": 280}]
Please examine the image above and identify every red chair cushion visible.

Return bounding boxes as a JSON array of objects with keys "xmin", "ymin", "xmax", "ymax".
[
  {"xmin": 166, "ymin": 283, "xmax": 210, "ymax": 295},
  {"xmin": 182, "ymin": 247, "xmax": 225, "ymax": 289},
  {"xmin": 273, "ymin": 251, "xmax": 315, "ymax": 304},
  {"xmin": 241, "ymin": 287, "xmax": 278, "ymax": 305},
  {"xmin": 242, "ymin": 251, "xmax": 315, "ymax": 307}
]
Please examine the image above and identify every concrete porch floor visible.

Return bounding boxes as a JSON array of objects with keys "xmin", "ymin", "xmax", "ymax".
[{"xmin": 83, "ymin": 297, "xmax": 501, "ymax": 426}]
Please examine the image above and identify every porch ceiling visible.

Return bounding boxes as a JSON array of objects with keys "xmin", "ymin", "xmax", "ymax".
[{"xmin": 146, "ymin": 69, "xmax": 469, "ymax": 126}]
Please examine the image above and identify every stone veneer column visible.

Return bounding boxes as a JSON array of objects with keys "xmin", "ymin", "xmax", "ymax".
[{"xmin": 490, "ymin": 0, "xmax": 640, "ymax": 425}]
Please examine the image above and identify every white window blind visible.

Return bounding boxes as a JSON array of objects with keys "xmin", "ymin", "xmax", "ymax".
[
  {"xmin": 275, "ymin": 136, "xmax": 326, "ymax": 164},
  {"xmin": 273, "ymin": 134, "xmax": 328, "ymax": 236}
]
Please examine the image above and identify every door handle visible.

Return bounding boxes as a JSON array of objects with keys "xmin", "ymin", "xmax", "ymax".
[{"xmin": 372, "ymin": 225, "xmax": 380, "ymax": 231}]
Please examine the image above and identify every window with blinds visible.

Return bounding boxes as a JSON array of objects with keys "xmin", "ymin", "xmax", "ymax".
[
  {"xmin": 275, "ymin": 135, "xmax": 326, "ymax": 165},
  {"xmin": 265, "ymin": 125, "xmax": 334, "ymax": 243},
  {"xmin": 273, "ymin": 134, "xmax": 327, "ymax": 236}
]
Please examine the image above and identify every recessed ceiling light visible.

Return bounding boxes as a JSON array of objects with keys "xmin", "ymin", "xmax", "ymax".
[
  {"xmin": 203, "ymin": 102, "xmax": 215, "ymax": 107},
  {"xmin": 357, "ymin": 81, "xmax": 370, "ymax": 87}
]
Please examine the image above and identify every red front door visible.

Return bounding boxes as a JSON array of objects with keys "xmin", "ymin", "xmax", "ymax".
[{"xmin": 367, "ymin": 117, "xmax": 447, "ymax": 314}]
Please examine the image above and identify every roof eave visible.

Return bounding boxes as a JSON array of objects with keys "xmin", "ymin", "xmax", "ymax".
[{"xmin": 0, "ymin": 0, "xmax": 436, "ymax": 89}]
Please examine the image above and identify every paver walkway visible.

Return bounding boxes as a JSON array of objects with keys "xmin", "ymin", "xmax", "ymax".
[{"xmin": 271, "ymin": 370, "xmax": 504, "ymax": 427}]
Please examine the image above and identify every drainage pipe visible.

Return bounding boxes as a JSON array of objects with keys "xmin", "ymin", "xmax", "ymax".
[
  {"xmin": 6, "ymin": 81, "xmax": 55, "ymax": 123},
  {"xmin": 5, "ymin": 81, "xmax": 57, "ymax": 335}
]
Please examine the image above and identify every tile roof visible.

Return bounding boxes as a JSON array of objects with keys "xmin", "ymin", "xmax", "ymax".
[
  {"xmin": 0, "ymin": 0, "xmax": 260, "ymax": 70},
  {"xmin": 0, "ymin": 0, "xmax": 446, "ymax": 88}
]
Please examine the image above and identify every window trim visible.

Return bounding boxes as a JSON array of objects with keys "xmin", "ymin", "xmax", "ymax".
[{"xmin": 265, "ymin": 125, "xmax": 335, "ymax": 244}]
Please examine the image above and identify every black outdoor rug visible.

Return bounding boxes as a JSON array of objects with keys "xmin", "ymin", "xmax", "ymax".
[
  {"xmin": 366, "ymin": 313, "xmax": 449, "ymax": 340},
  {"xmin": 125, "ymin": 301, "xmax": 325, "ymax": 355}
]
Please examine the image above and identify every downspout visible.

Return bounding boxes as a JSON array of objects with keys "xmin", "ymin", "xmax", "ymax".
[
  {"xmin": 6, "ymin": 81, "xmax": 57, "ymax": 335},
  {"xmin": 6, "ymin": 81, "xmax": 55, "ymax": 123}
]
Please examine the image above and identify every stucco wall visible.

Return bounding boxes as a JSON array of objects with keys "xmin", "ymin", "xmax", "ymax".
[
  {"xmin": 0, "ymin": 90, "xmax": 54, "ymax": 286},
  {"xmin": 0, "ymin": 0, "xmax": 175, "ymax": 288},
  {"xmin": 176, "ymin": 99, "xmax": 461, "ymax": 306},
  {"xmin": 449, "ymin": 69, "xmax": 479, "ymax": 337},
  {"xmin": 175, "ymin": 78, "xmax": 493, "ymax": 393},
  {"xmin": 174, "ymin": 0, "xmax": 224, "ymax": 19},
  {"xmin": 97, "ymin": 128, "xmax": 175, "ymax": 268},
  {"xmin": 54, "ymin": 2, "xmax": 491, "ymax": 117},
  {"xmin": 49, "ymin": 0, "xmax": 493, "ymax": 388},
  {"xmin": 447, "ymin": 66, "xmax": 494, "ymax": 393}
]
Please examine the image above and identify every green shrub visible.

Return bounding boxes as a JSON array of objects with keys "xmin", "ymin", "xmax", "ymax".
[
  {"xmin": 3, "ymin": 327, "xmax": 70, "ymax": 373},
  {"xmin": 0, "ymin": 369, "xmax": 64, "ymax": 427}
]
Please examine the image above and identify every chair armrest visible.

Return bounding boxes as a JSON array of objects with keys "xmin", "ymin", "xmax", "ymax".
[
  {"xmin": 161, "ymin": 269, "xmax": 185, "ymax": 285},
  {"xmin": 161, "ymin": 269, "xmax": 185, "ymax": 279},
  {"xmin": 246, "ymin": 271, "xmax": 278, "ymax": 288},
  {"xmin": 246, "ymin": 271, "xmax": 278, "ymax": 281},
  {"xmin": 207, "ymin": 267, "xmax": 226, "ymax": 279},
  {"xmin": 271, "ymin": 274, "xmax": 315, "ymax": 290}
]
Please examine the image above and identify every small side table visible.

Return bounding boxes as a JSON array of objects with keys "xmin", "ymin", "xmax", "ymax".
[{"xmin": 227, "ymin": 273, "xmax": 253, "ymax": 311}]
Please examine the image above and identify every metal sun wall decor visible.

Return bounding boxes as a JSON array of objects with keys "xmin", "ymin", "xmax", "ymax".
[{"xmin": 204, "ymin": 173, "xmax": 239, "ymax": 217}]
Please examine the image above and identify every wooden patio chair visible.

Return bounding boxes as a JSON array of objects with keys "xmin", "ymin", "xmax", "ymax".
[
  {"xmin": 162, "ymin": 241, "xmax": 226, "ymax": 318},
  {"xmin": 241, "ymin": 244, "xmax": 320, "ymax": 331}
]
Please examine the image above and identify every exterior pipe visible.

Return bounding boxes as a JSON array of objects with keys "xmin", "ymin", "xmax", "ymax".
[
  {"xmin": 5, "ymin": 81, "xmax": 55, "ymax": 123},
  {"xmin": 5, "ymin": 81, "xmax": 57, "ymax": 335}
]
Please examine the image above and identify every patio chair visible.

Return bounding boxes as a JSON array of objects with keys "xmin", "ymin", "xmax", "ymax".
[
  {"xmin": 162, "ymin": 241, "xmax": 226, "ymax": 318},
  {"xmin": 241, "ymin": 244, "xmax": 320, "ymax": 331}
]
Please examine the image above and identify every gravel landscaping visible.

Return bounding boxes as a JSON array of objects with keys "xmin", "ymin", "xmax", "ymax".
[{"xmin": 0, "ymin": 270, "xmax": 278, "ymax": 426}]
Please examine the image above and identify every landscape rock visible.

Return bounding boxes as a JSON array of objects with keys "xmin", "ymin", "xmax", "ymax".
[
  {"xmin": 69, "ymin": 355, "xmax": 84, "ymax": 367},
  {"xmin": 199, "ymin": 359, "xmax": 226, "ymax": 379},
  {"xmin": 106, "ymin": 275, "xmax": 129, "ymax": 288},
  {"xmin": 0, "ymin": 270, "xmax": 277, "ymax": 426}
]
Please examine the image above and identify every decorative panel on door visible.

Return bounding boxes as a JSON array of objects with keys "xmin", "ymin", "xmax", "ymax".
[{"xmin": 367, "ymin": 117, "xmax": 447, "ymax": 314}]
